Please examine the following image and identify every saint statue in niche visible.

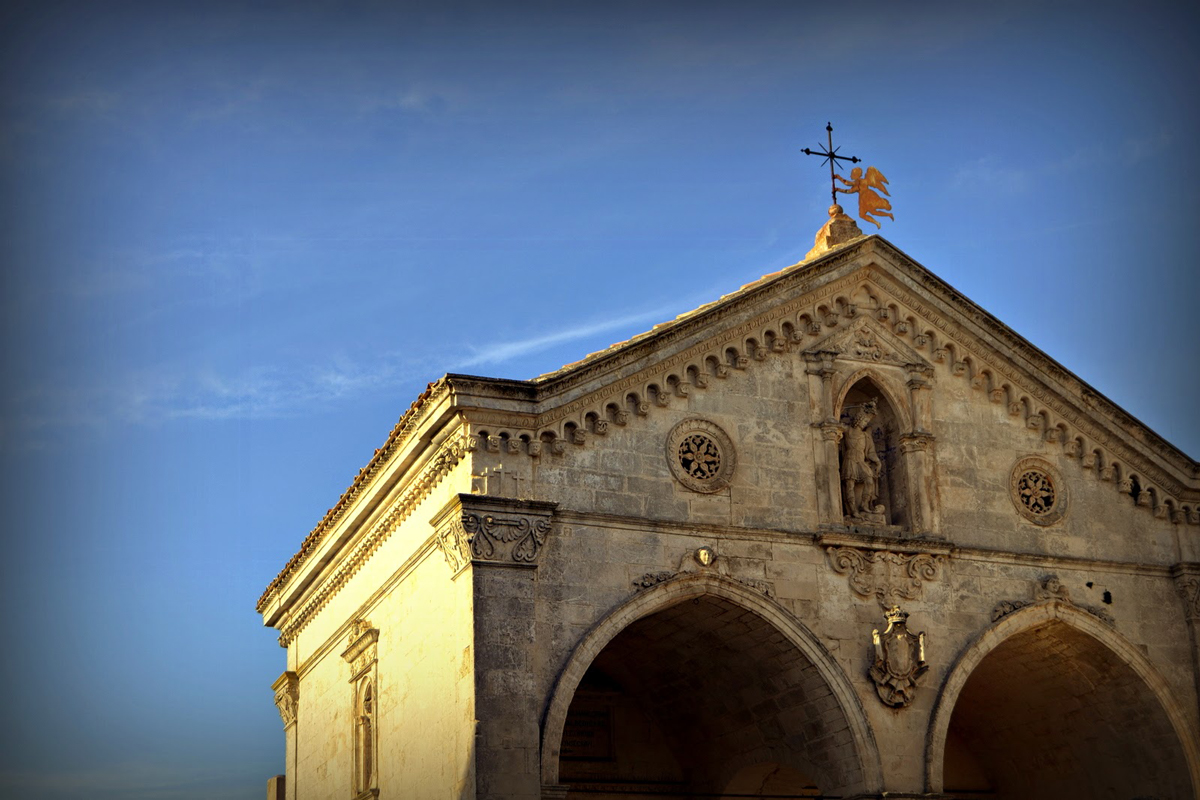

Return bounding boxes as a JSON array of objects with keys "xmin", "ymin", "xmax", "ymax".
[
  {"xmin": 841, "ymin": 399, "xmax": 887, "ymax": 525},
  {"xmin": 835, "ymin": 166, "xmax": 893, "ymax": 228}
]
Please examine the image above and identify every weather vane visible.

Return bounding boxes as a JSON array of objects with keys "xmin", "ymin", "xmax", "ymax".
[{"xmin": 803, "ymin": 122, "xmax": 893, "ymax": 229}]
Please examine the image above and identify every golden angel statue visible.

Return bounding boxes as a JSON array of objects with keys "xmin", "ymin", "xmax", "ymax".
[{"xmin": 835, "ymin": 166, "xmax": 893, "ymax": 228}]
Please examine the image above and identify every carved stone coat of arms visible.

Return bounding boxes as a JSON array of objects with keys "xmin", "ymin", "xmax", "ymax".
[{"xmin": 868, "ymin": 606, "xmax": 928, "ymax": 708}]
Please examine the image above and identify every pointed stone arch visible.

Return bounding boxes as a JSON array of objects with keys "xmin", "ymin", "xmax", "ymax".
[
  {"xmin": 540, "ymin": 572, "xmax": 883, "ymax": 793},
  {"xmin": 833, "ymin": 365, "xmax": 914, "ymax": 435},
  {"xmin": 925, "ymin": 600, "xmax": 1200, "ymax": 796}
]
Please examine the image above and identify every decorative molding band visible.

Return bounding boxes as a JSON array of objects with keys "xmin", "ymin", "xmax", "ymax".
[
  {"xmin": 992, "ymin": 575, "xmax": 1115, "ymax": 626},
  {"xmin": 272, "ymin": 671, "xmax": 299, "ymax": 729},
  {"xmin": 276, "ymin": 434, "xmax": 473, "ymax": 646},
  {"xmin": 824, "ymin": 544, "xmax": 946, "ymax": 608},
  {"xmin": 431, "ymin": 494, "xmax": 558, "ymax": 570}
]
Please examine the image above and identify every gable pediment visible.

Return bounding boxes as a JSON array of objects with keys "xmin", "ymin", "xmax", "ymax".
[
  {"xmin": 259, "ymin": 235, "xmax": 1200, "ymax": 617},
  {"xmin": 805, "ymin": 317, "xmax": 932, "ymax": 371}
]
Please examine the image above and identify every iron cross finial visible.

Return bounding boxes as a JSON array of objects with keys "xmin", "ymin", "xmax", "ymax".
[{"xmin": 802, "ymin": 122, "xmax": 861, "ymax": 205}]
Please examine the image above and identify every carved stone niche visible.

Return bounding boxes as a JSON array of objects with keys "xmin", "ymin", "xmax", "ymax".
[
  {"xmin": 431, "ymin": 493, "xmax": 558, "ymax": 573},
  {"xmin": 837, "ymin": 379, "xmax": 911, "ymax": 529},
  {"xmin": 341, "ymin": 619, "xmax": 379, "ymax": 800}
]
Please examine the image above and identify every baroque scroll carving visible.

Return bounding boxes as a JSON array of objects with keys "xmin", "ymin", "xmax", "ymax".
[
  {"xmin": 826, "ymin": 546, "xmax": 945, "ymax": 608},
  {"xmin": 632, "ymin": 546, "xmax": 774, "ymax": 597},
  {"xmin": 992, "ymin": 575, "xmax": 1114, "ymax": 625}
]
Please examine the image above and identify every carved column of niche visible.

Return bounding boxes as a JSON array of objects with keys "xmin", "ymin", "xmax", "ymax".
[
  {"xmin": 341, "ymin": 620, "xmax": 380, "ymax": 800},
  {"xmin": 805, "ymin": 351, "xmax": 843, "ymax": 525},
  {"xmin": 272, "ymin": 671, "xmax": 300, "ymax": 800},
  {"xmin": 1171, "ymin": 564, "xmax": 1200, "ymax": 718},
  {"xmin": 901, "ymin": 367, "xmax": 938, "ymax": 537},
  {"xmin": 431, "ymin": 493, "xmax": 558, "ymax": 796}
]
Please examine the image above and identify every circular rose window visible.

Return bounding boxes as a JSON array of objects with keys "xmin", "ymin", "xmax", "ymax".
[
  {"xmin": 1010, "ymin": 457, "xmax": 1067, "ymax": 526},
  {"xmin": 666, "ymin": 419, "xmax": 736, "ymax": 493}
]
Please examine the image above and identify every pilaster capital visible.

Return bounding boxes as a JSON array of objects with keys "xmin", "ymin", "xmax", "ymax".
[
  {"xmin": 1171, "ymin": 564, "xmax": 1200, "ymax": 622},
  {"xmin": 432, "ymin": 494, "xmax": 559, "ymax": 571},
  {"xmin": 818, "ymin": 421, "xmax": 844, "ymax": 444},
  {"xmin": 272, "ymin": 671, "xmax": 299, "ymax": 729}
]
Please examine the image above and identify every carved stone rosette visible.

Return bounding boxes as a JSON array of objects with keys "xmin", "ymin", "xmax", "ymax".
[
  {"xmin": 432, "ymin": 494, "xmax": 558, "ymax": 572},
  {"xmin": 825, "ymin": 544, "xmax": 946, "ymax": 608},
  {"xmin": 868, "ymin": 606, "xmax": 927, "ymax": 708},
  {"xmin": 272, "ymin": 670, "xmax": 299, "ymax": 729}
]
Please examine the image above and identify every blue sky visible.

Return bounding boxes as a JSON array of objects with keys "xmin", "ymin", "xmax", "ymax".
[{"xmin": 1, "ymin": 2, "xmax": 1197, "ymax": 797}]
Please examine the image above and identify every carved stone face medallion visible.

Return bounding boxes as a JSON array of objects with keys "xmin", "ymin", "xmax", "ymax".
[
  {"xmin": 1010, "ymin": 457, "xmax": 1066, "ymax": 526},
  {"xmin": 666, "ymin": 419, "xmax": 736, "ymax": 493}
]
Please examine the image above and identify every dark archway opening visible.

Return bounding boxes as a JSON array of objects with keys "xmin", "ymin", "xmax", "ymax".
[
  {"xmin": 942, "ymin": 619, "xmax": 1192, "ymax": 799},
  {"xmin": 557, "ymin": 595, "xmax": 859, "ymax": 798}
]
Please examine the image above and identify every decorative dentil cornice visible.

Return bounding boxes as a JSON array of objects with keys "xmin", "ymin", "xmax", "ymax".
[
  {"xmin": 274, "ymin": 434, "xmax": 474, "ymax": 646},
  {"xmin": 257, "ymin": 381, "xmax": 451, "ymax": 612}
]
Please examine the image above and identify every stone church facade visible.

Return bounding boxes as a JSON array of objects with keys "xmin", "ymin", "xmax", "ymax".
[{"xmin": 258, "ymin": 232, "xmax": 1200, "ymax": 799}]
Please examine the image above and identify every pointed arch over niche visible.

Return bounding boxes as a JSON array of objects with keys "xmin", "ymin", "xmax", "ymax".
[
  {"xmin": 925, "ymin": 601, "xmax": 1200, "ymax": 798},
  {"xmin": 540, "ymin": 573, "xmax": 882, "ymax": 795}
]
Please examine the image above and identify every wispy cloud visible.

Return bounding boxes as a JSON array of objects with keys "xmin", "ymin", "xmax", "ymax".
[
  {"xmin": 45, "ymin": 91, "xmax": 121, "ymax": 115},
  {"xmin": 3, "ymin": 302, "xmax": 693, "ymax": 448},
  {"xmin": 1123, "ymin": 131, "xmax": 1171, "ymax": 163},
  {"xmin": 951, "ymin": 155, "xmax": 1031, "ymax": 194},
  {"xmin": 954, "ymin": 128, "xmax": 1173, "ymax": 195},
  {"xmin": 454, "ymin": 305, "xmax": 682, "ymax": 370}
]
